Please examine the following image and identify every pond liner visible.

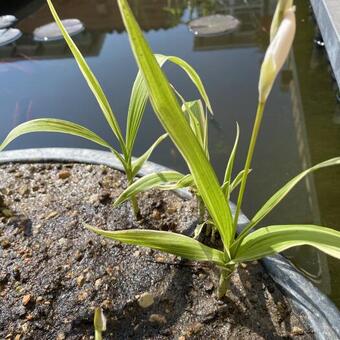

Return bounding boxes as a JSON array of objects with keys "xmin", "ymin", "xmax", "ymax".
[{"xmin": 0, "ymin": 147, "xmax": 339, "ymax": 340}]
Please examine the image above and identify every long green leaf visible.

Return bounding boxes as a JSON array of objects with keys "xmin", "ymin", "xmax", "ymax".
[
  {"xmin": 158, "ymin": 174, "xmax": 194, "ymax": 190},
  {"xmin": 47, "ymin": 0, "xmax": 125, "ymax": 148},
  {"xmin": 113, "ymin": 171, "xmax": 185, "ymax": 207},
  {"xmin": 0, "ymin": 119, "xmax": 113, "ymax": 151},
  {"xmin": 118, "ymin": 0, "xmax": 233, "ymax": 252},
  {"xmin": 233, "ymin": 224, "xmax": 340, "ymax": 263},
  {"xmin": 221, "ymin": 169, "xmax": 251, "ymax": 200},
  {"xmin": 126, "ymin": 54, "xmax": 212, "ymax": 152},
  {"xmin": 131, "ymin": 133, "xmax": 168, "ymax": 177},
  {"xmin": 244, "ymin": 157, "xmax": 340, "ymax": 235},
  {"xmin": 155, "ymin": 54, "xmax": 213, "ymax": 114},
  {"xmin": 182, "ymin": 100, "xmax": 206, "ymax": 149},
  {"xmin": 85, "ymin": 224, "xmax": 225, "ymax": 265},
  {"xmin": 223, "ymin": 123, "xmax": 240, "ymax": 197}
]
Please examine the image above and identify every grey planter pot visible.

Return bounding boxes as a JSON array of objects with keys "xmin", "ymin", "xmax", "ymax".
[{"xmin": 1, "ymin": 147, "xmax": 340, "ymax": 339}]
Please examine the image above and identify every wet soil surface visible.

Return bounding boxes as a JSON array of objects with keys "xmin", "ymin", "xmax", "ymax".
[{"xmin": 0, "ymin": 163, "xmax": 313, "ymax": 339}]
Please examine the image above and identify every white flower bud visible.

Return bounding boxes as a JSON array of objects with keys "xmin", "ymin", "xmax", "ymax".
[
  {"xmin": 270, "ymin": 0, "xmax": 294, "ymax": 41},
  {"xmin": 258, "ymin": 7, "xmax": 296, "ymax": 103}
]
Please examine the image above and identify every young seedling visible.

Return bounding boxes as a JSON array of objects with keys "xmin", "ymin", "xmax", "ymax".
[
  {"xmin": 93, "ymin": 307, "xmax": 106, "ymax": 340},
  {"xmin": 0, "ymin": 0, "xmax": 212, "ymax": 219},
  {"xmin": 114, "ymin": 98, "xmax": 246, "ymax": 241},
  {"xmin": 86, "ymin": 0, "xmax": 340, "ymax": 298}
]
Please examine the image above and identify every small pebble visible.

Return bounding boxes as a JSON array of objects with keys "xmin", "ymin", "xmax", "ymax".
[
  {"xmin": 151, "ymin": 209, "xmax": 161, "ymax": 220},
  {"xmin": 58, "ymin": 170, "xmax": 71, "ymax": 179},
  {"xmin": 56, "ymin": 332, "xmax": 66, "ymax": 340},
  {"xmin": 149, "ymin": 313, "xmax": 166, "ymax": 324},
  {"xmin": 94, "ymin": 278, "xmax": 102, "ymax": 290},
  {"xmin": 154, "ymin": 254, "xmax": 167, "ymax": 263},
  {"xmin": 22, "ymin": 294, "xmax": 32, "ymax": 306},
  {"xmin": 76, "ymin": 275, "xmax": 85, "ymax": 287},
  {"xmin": 45, "ymin": 211, "xmax": 58, "ymax": 220},
  {"xmin": 137, "ymin": 292, "xmax": 154, "ymax": 308},
  {"xmin": 0, "ymin": 238, "xmax": 10, "ymax": 249},
  {"xmin": 1, "ymin": 208, "xmax": 13, "ymax": 218},
  {"xmin": 78, "ymin": 291, "xmax": 88, "ymax": 301},
  {"xmin": 291, "ymin": 326, "xmax": 304, "ymax": 336}
]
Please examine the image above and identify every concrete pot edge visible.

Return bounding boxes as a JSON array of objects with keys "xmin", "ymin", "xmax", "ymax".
[{"xmin": 0, "ymin": 147, "xmax": 339, "ymax": 339}]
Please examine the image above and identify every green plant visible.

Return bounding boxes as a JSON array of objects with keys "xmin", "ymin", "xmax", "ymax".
[
  {"xmin": 86, "ymin": 0, "xmax": 340, "ymax": 298},
  {"xmin": 0, "ymin": 0, "xmax": 212, "ymax": 219},
  {"xmin": 93, "ymin": 307, "xmax": 106, "ymax": 340}
]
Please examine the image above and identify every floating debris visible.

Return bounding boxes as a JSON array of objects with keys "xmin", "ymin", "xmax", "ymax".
[
  {"xmin": 188, "ymin": 14, "xmax": 240, "ymax": 37},
  {"xmin": 33, "ymin": 19, "xmax": 84, "ymax": 42},
  {"xmin": 0, "ymin": 28, "xmax": 22, "ymax": 47},
  {"xmin": 0, "ymin": 15, "xmax": 17, "ymax": 29}
]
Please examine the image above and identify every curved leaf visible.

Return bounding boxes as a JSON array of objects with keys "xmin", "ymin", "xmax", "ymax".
[
  {"xmin": 243, "ymin": 157, "xmax": 340, "ymax": 236},
  {"xmin": 233, "ymin": 224, "xmax": 340, "ymax": 263},
  {"xmin": 223, "ymin": 123, "xmax": 239, "ymax": 197},
  {"xmin": 155, "ymin": 54, "xmax": 213, "ymax": 114},
  {"xmin": 113, "ymin": 171, "xmax": 185, "ymax": 207},
  {"xmin": 118, "ymin": 0, "xmax": 233, "ymax": 253},
  {"xmin": 85, "ymin": 224, "xmax": 225, "ymax": 265},
  {"xmin": 126, "ymin": 54, "xmax": 212, "ymax": 152},
  {"xmin": 0, "ymin": 119, "xmax": 113, "ymax": 151},
  {"xmin": 158, "ymin": 174, "xmax": 194, "ymax": 190},
  {"xmin": 131, "ymin": 133, "xmax": 168, "ymax": 177},
  {"xmin": 47, "ymin": 0, "xmax": 125, "ymax": 147}
]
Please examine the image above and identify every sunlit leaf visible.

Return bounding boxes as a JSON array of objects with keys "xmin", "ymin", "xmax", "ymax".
[
  {"xmin": 242, "ymin": 157, "xmax": 340, "ymax": 236},
  {"xmin": 233, "ymin": 224, "xmax": 340, "ymax": 263},
  {"xmin": 94, "ymin": 307, "xmax": 106, "ymax": 340},
  {"xmin": 158, "ymin": 173, "xmax": 194, "ymax": 190},
  {"xmin": 85, "ymin": 224, "xmax": 225, "ymax": 265},
  {"xmin": 113, "ymin": 171, "xmax": 185, "ymax": 207},
  {"xmin": 222, "ymin": 123, "xmax": 239, "ymax": 197},
  {"xmin": 118, "ymin": 0, "xmax": 233, "ymax": 252},
  {"xmin": 131, "ymin": 133, "xmax": 168, "ymax": 177},
  {"xmin": 182, "ymin": 100, "xmax": 206, "ymax": 149},
  {"xmin": 0, "ymin": 118, "xmax": 113, "ymax": 151},
  {"xmin": 47, "ymin": 0, "xmax": 125, "ymax": 147},
  {"xmin": 155, "ymin": 54, "xmax": 213, "ymax": 114},
  {"xmin": 126, "ymin": 53, "xmax": 212, "ymax": 153}
]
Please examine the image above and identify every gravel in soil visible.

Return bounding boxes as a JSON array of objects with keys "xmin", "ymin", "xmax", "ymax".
[{"xmin": 0, "ymin": 163, "xmax": 313, "ymax": 339}]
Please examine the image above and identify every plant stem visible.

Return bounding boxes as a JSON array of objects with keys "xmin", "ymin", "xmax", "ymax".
[
  {"xmin": 126, "ymin": 170, "xmax": 141, "ymax": 219},
  {"xmin": 95, "ymin": 330, "xmax": 102, "ymax": 340},
  {"xmin": 130, "ymin": 193, "xmax": 140, "ymax": 218},
  {"xmin": 211, "ymin": 227, "xmax": 216, "ymax": 244},
  {"xmin": 233, "ymin": 102, "xmax": 265, "ymax": 230},
  {"xmin": 198, "ymin": 195, "xmax": 205, "ymax": 224},
  {"xmin": 217, "ymin": 266, "xmax": 234, "ymax": 298}
]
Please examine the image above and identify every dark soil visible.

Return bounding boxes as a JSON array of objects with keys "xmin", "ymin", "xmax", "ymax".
[{"xmin": 0, "ymin": 163, "xmax": 313, "ymax": 339}]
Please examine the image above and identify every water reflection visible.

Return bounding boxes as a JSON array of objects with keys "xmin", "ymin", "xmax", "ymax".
[{"xmin": 0, "ymin": 0, "xmax": 339, "ymax": 306}]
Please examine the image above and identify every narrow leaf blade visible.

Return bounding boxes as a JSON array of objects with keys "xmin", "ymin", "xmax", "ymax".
[
  {"xmin": 155, "ymin": 54, "xmax": 213, "ymax": 114},
  {"xmin": 85, "ymin": 224, "xmax": 225, "ymax": 265},
  {"xmin": 223, "ymin": 123, "xmax": 240, "ymax": 196},
  {"xmin": 234, "ymin": 224, "xmax": 340, "ymax": 263},
  {"xmin": 113, "ymin": 171, "xmax": 185, "ymax": 207},
  {"xmin": 118, "ymin": 0, "xmax": 233, "ymax": 250},
  {"xmin": 251, "ymin": 157, "xmax": 340, "ymax": 228},
  {"xmin": 126, "ymin": 53, "xmax": 212, "ymax": 152},
  {"xmin": 47, "ymin": 0, "xmax": 124, "ymax": 144},
  {"xmin": 131, "ymin": 133, "xmax": 168, "ymax": 177},
  {"xmin": 0, "ymin": 119, "xmax": 113, "ymax": 151}
]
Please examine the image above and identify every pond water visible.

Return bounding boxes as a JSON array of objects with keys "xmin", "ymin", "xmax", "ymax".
[{"xmin": 1, "ymin": 0, "xmax": 340, "ymax": 307}]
